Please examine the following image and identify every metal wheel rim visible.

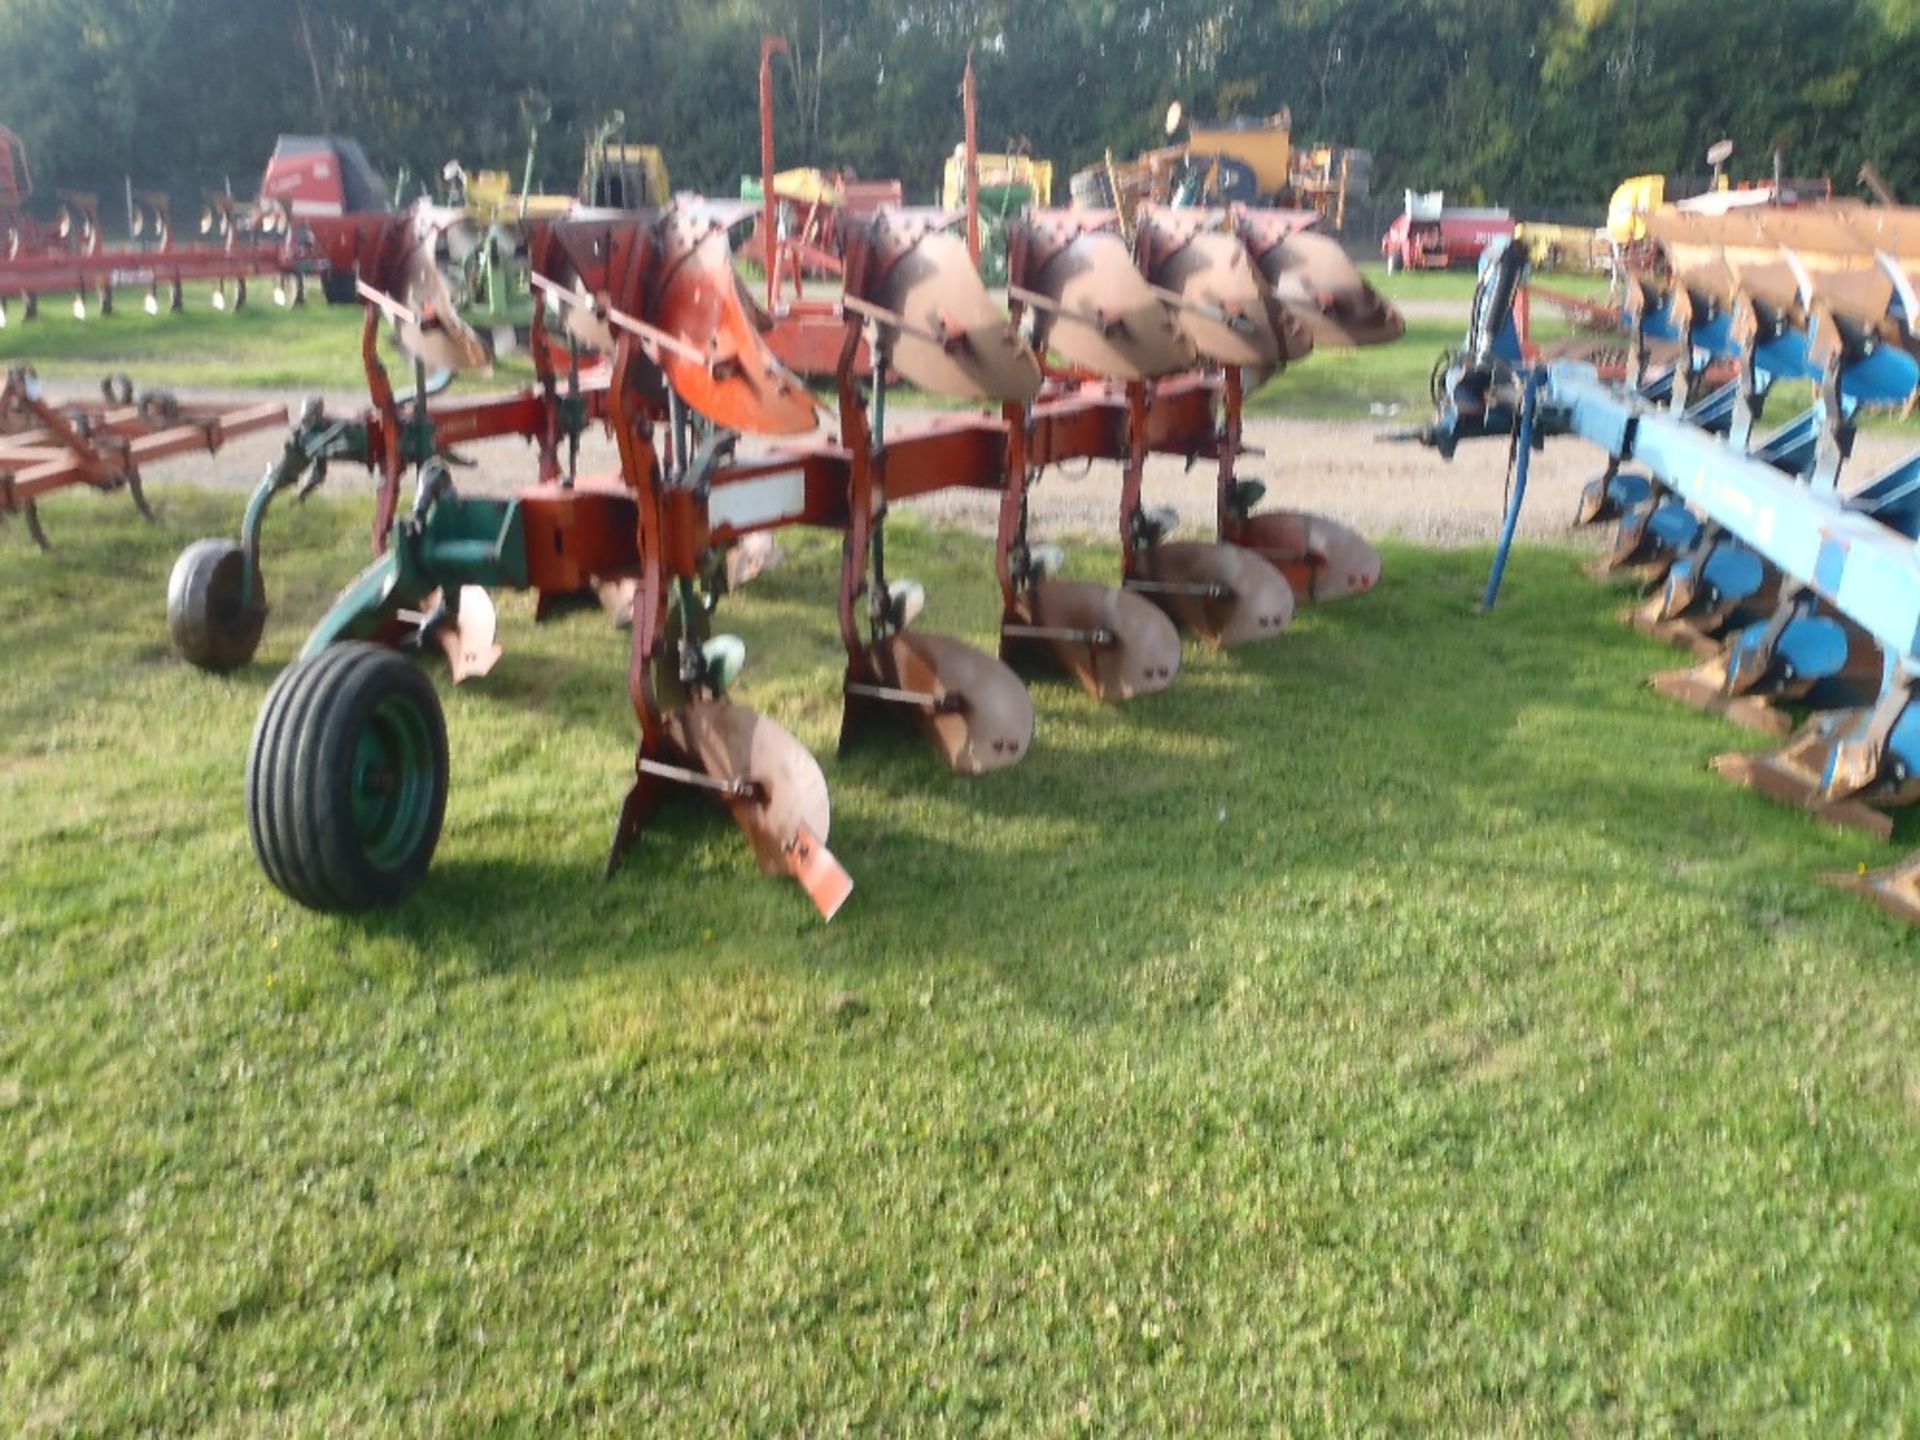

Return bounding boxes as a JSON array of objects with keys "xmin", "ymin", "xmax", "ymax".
[{"xmin": 350, "ymin": 693, "xmax": 436, "ymax": 870}]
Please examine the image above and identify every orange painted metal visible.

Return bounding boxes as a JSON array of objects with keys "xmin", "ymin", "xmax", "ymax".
[
  {"xmin": 650, "ymin": 208, "xmax": 818, "ymax": 436},
  {"xmin": 516, "ymin": 481, "xmax": 639, "ymax": 595}
]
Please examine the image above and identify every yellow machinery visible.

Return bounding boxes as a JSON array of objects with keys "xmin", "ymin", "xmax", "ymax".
[
  {"xmin": 1070, "ymin": 108, "xmax": 1368, "ymax": 236},
  {"xmin": 580, "ymin": 141, "xmax": 669, "ymax": 210},
  {"xmin": 1514, "ymin": 220, "xmax": 1609, "ymax": 272},
  {"xmin": 460, "ymin": 169, "xmax": 575, "ymax": 221},
  {"xmin": 1186, "ymin": 112, "xmax": 1293, "ymax": 194},
  {"xmin": 1607, "ymin": 175, "xmax": 1668, "ymax": 244},
  {"xmin": 940, "ymin": 151, "xmax": 1052, "ymax": 212}
]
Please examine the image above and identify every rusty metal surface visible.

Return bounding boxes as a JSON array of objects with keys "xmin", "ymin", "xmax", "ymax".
[
  {"xmin": 1711, "ymin": 747, "xmax": 1895, "ymax": 840},
  {"xmin": 1130, "ymin": 541, "xmax": 1294, "ymax": 647},
  {"xmin": 1228, "ymin": 509, "xmax": 1381, "ymax": 603},
  {"xmin": 1241, "ymin": 215, "xmax": 1404, "ymax": 348},
  {"xmin": 1007, "ymin": 578, "xmax": 1181, "ymax": 703},
  {"xmin": 1828, "ymin": 854, "xmax": 1920, "ymax": 925},
  {"xmin": 1020, "ymin": 224, "xmax": 1195, "ymax": 380},
  {"xmin": 850, "ymin": 215, "xmax": 1041, "ymax": 402},
  {"xmin": 664, "ymin": 697, "xmax": 834, "ymax": 877},
  {"xmin": 866, "ymin": 630, "xmax": 1034, "ymax": 774},
  {"xmin": 1647, "ymin": 668, "xmax": 1795, "ymax": 736},
  {"xmin": 1134, "ymin": 207, "xmax": 1281, "ymax": 369}
]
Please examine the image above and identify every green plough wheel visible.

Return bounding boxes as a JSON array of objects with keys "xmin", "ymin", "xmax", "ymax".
[
  {"xmin": 247, "ymin": 643, "xmax": 449, "ymax": 911},
  {"xmin": 167, "ymin": 538, "xmax": 268, "ymax": 673}
]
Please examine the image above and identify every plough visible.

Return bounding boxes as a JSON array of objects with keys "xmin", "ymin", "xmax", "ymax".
[
  {"xmin": 1000, "ymin": 202, "xmax": 1398, "ymax": 630},
  {"xmin": 0, "ymin": 367, "xmax": 284, "ymax": 547},
  {"xmin": 178, "ymin": 90, "xmax": 1403, "ymax": 918},
  {"xmin": 1422, "ymin": 203, "xmax": 1920, "ymax": 924},
  {"xmin": 167, "ymin": 203, "xmax": 615, "ymax": 675}
]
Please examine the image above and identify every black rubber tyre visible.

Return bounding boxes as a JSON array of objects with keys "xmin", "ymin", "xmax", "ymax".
[
  {"xmin": 168, "ymin": 538, "xmax": 268, "ymax": 673},
  {"xmin": 319, "ymin": 267, "xmax": 359, "ymax": 305},
  {"xmin": 246, "ymin": 643, "xmax": 449, "ymax": 912}
]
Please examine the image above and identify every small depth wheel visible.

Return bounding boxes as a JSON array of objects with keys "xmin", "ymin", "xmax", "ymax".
[
  {"xmin": 168, "ymin": 538, "xmax": 268, "ymax": 672},
  {"xmin": 247, "ymin": 643, "xmax": 449, "ymax": 912}
]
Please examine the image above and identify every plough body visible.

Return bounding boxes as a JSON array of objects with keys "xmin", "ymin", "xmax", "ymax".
[{"xmin": 1423, "ymin": 208, "xmax": 1920, "ymax": 925}]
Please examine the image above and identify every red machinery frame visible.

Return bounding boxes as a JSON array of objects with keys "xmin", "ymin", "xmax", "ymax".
[{"xmin": 1, "ymin": 368, "xmax": 285, "ymax": 546}]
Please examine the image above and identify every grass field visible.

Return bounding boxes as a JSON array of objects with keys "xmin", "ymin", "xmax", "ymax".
[
  {"xmin": 3, "ymin": 490, "xmax": 1916, "ymax": 1432},
  {"xmin": 0, "ymin": 283, "xmax": 539, "ymax": 393}
]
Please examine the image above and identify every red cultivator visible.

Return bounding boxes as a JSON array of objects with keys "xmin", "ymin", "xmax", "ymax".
[{"xmin": 1, "ymin": 368, "xmax": 283, "ymax": 547}]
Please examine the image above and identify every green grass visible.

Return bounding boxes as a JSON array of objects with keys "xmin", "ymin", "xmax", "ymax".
[
  {"xmin": 0, "ymin": 283, "xmax": 536, "ymax": 392},
  {"xmin": 1247, "ymin": 316, "xmax": 1458, "ymax": 421},
  {"xmin": 1363, "ymin": 259, "xmax": 1614, "ymax": 308},
  {"xmin": 2, "ymin": 489, "xmax": 1916, "ymax": 1433}
]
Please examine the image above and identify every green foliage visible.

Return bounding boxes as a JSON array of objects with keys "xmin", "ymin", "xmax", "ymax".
[
  {"xmin": 2, "ymin": 491, "xmax": 1917, "ymax": 1430},
  {"xmin": 0, "ymin": 0, "xmax": 1914, "ymax": 210}
]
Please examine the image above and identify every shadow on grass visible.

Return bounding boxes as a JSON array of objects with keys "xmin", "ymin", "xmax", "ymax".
[{"xmin": 9, "ymin": 489, "xmax": 1909, "ymax": 1005}]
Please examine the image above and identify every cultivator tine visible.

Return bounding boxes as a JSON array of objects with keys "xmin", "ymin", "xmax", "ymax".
[
  {"xmin": 660, "ymin": 698, "xmax": 850, "ymax": 919},
  {"xmin": 21, "ymin": 497, "xmax": 48, "ymax": 549},
  {"xmin": 849, "ymin": 211, "xmax": 1041, "ymax": 402},
  {"xmin": 1128, "ymin": 541, "xmax": 1295, "ymax": 648},
  {"xmin": 1002, "ymin": 578, "xmax": 1180, "ymax": 703},
  {"xmin": 847, "ymin": 630, "xmax": 1034, "ymax": 774},
  {"xmin": 124, "ymin": 466, "xmax": 157, "ymax": 523},
  {"xmin": 1010, "ymin": 212, "xmax": 1195, "ymax": 380}
]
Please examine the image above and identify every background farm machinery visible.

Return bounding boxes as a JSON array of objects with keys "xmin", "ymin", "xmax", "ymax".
[
  {"xmin": 1424, "ymin": 203, "xmax": 1920, "ymax": 924},
  {"xmin": 1, "ymin": 368, "xmax": 284, "ymax": 547},
  {"xmin": 1068, "ymin": 106, "xmax": 1372, "ymax": 241},
  {"xmin": 0, "ymin": 132, "xmax": 390, "ymax": 324}
]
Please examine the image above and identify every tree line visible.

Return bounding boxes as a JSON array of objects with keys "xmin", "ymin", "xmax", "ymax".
[{"xmin": 2, "ymin": 0, "xmax": 1915, "ymax": 219}]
